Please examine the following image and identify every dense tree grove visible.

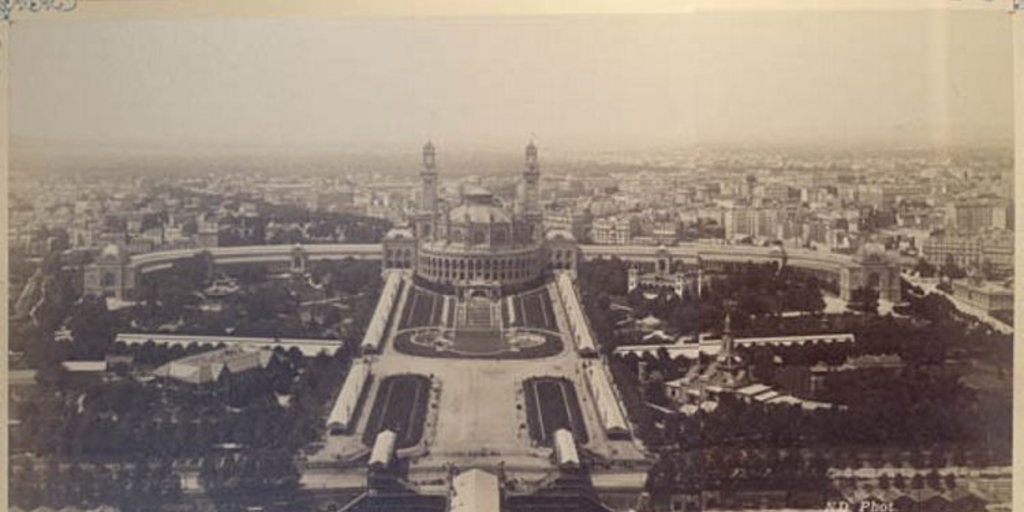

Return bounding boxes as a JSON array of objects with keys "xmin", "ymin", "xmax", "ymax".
[
  {"xmin": 309, "ymin": 258, "xmax": 380, "ymax": 297},
  {"xmin": 5, "ymin": 191, "xmax": 396, "ymax": 510},
  {"xmin": 631, "ymin": 365, "xmax": 1008, "ymax": 506},
  {"xmin": 7, "ymin": 242, "xmax": 381, "ymax": 510},
  {"xmin": 10, "ymin": 255, "xmax": 381, "ymax": 375},
  {"xmin": 136, "ymin": 252, "xmax": 216, "ymax": 327},
  {"xmin": 576, "ymin": 258, "xmax": 1013, "ymax": 503},
  {"xmin": 848, "ymin": 286, "xmax": 879, "ymax": 314},
  {"xmin": 14, "ymin": 348, "xmax": 351, "ymax": 457},
  {"xmin": 577, "ymin": 259, "xmax": 829, "ymax": 351},
  {"xmin": 8, "ymin": 346, "xmax": 354, "ymax": 509},
  {"xmin": 10, "ymin": 295, "xmax": 126, "ymax": 371},
  {"xmin": 912, "ymin": 257, "xmax": 937, "ymax": 278},
  {"xmin": 575, "ymin": 257, "xmax": 630, "ymax": 354},
  {"xmin": 9, "ymin": 456, "xmax": 184, "ymax": 511},
  {"xmin": 133, "ymin": 256, "xmax": 382, "ymax": 340},
  {"xmin": 577, "ymin": 257, "xmax": 630, "ymax": 297},
  {"xmin": 198, "ymin": 451, "xmax": 303, "ymax": 509},
  {"xmin": 9, "ymin": 247, "xmax": 80, "ymax": 354},
  {"xmin": 218, "ymin": 203, "xmax": 392, "ymax": 246},
  {"xmin": 940, "ymin": 255, "xmax": 968, "ymax": 280},
  {"xmin": 699, "ymin": 262, "xmax": 828, "ymax": 321},
  {"xmin": 8, "ymin": 247, "xmax": 42, "ymax": 298}
]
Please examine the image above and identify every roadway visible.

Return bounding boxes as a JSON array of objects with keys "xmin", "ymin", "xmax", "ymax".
[{"xmin": 903, "ymin": 275, "xmax": 1013, "ymax": 335}]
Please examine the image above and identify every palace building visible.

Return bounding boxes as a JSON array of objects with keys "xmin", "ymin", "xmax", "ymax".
[{"xmin": 383, "ymin": 141, "xmax": 579, "ymax": 299}]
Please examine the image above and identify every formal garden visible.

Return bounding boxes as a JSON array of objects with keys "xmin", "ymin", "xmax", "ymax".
[{"xmin": 392, "ymin": 285, "xmax": 564, "ymax": 359}]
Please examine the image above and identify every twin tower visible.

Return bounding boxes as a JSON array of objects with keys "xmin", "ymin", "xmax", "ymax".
[{"xmin": 413, "ymin": 140, "xmax": 543, "ymax": 245}]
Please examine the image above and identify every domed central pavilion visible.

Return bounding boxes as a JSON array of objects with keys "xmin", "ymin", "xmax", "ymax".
[{"xmin": 382, "ymin": 141, "xmax": 578, "ymax": 299}]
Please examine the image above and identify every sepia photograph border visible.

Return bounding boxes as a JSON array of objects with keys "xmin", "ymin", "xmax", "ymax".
[{"xmin": 1, "ymin": 1, "xmax": 1021, "ymax": 510}]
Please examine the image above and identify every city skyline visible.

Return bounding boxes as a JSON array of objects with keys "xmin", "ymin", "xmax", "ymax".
[{"xmin": 8, "ymin": 133, "xmax": 1015, "ymax": 511}]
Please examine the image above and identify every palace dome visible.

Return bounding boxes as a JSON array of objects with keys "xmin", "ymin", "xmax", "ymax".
[
  {"xmin": 100, "ymin": 243, "xmax": 126, "ymax": 262},
  {"xmin": 390, "ymin": 142, "xmax": 554, "ymax": 293},
  {"xmin": 545, "ymin": 229, "xmax": 575, "ymax": 242},
  {"xmin": 854, "ymin": 242, "xmax": 888, "ymax": 264},
  {"xmin": 448, "ymin": 203, "xmax": 513, "ymax": 225},
  {"xmin": 447, "ymin": 186, "xmax": 513, "ymax": 229}
]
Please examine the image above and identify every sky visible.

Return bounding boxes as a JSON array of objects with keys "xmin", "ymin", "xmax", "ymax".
[{"xmin": 9, "ymin": 10, "xmax": 1014, "ymax": 155}]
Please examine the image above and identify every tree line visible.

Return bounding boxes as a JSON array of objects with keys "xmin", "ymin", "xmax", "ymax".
[
  {"xmin": 10, "ymin": 347, "xmax": 355, "ymax": 511},
  {"xmin": 9, "ymin": 457, "xmax": 182, "ymax": 511}
]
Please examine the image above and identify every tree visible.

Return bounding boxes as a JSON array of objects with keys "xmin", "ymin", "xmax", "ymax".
[
  {"xmin": 848, "ymin": 287, "xmax": 879, "ymax": 315},
  {"xmin": 914, "ymin": 258, "xmax": 937, "ymax": 278},
  {"xmin": 893, "ymin": 474, "xmax": 907, "ymax": 490},
  {"xmin": 198, "ymin": 456, "xmax": 219, "ymax": 491},
  {"xmin": 177, "ymin": 251, "xmax": 216, "ymax": 287},
  {"xmin": 910, "ymin": 474, "xmax": 924, "ymax": 490},
  {"xmin": 578, "ymin": 258, "xmax": 628, "ymax": 296},
  {"xmin": 879, "ymin": 474, "xmax": 891, "ymax": 490},
  {"xmin": 940, "ymin": 255, "xmax": 966, "ymax": 280},
  {"xmin": 35, "ymin": 360, "xmax": 68, "ymax": 389},
  {"xmin": 331, "ymin": 259, "xmax": 380, "ymax": 296},
  {"xmin": 238, "ymin": 283, "xmax": 298, "ymax": 331},
  {"xmin": 943, "ymin": 473, "xmax": 956, "ymax": 489},
  {"xmin": 68, "ymin": 295, "xmax": 116, "ymax": 358},
  {"xmin": 181, "ymin": 218, "xmax": 199, "ymax": 236},
  {"xmin": 10, "ymin": 463, "xmax": 42, "ymax": 508}
]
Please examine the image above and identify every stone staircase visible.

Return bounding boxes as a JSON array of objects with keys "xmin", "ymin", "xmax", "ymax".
[{"xmin": 463, "ymin": 299, "xmax": 494, "ymax": 329}]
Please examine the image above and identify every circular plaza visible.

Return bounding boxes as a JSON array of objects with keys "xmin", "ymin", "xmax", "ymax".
[{"xmin": 391, "ymin": 283, "xmax": 565, "ymax": 359}]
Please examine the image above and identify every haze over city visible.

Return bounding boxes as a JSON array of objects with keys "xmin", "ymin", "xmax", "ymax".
[{"xmin": 10, "ymin": 10, "xmax": 1013, "ymax": 163}]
